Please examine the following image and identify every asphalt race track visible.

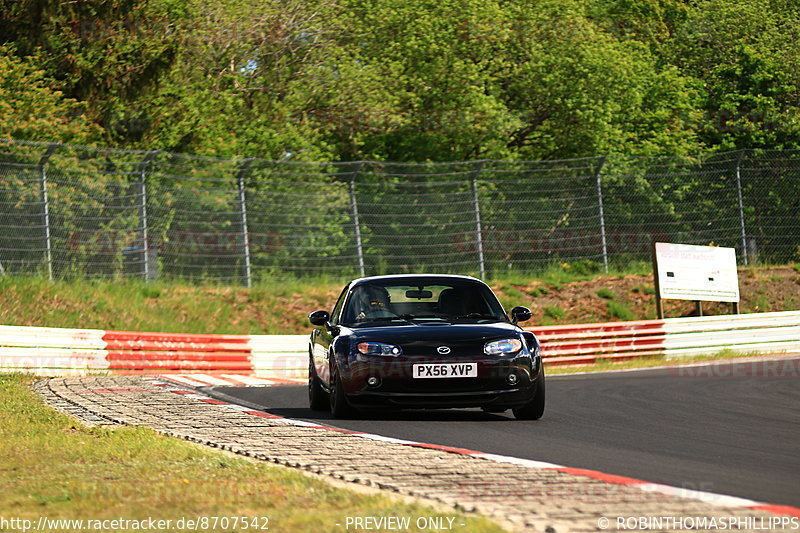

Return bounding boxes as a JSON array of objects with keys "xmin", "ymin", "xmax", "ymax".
[{"xmin": 206, "ymin": 357, "xmax": 800, "ymax": 507}]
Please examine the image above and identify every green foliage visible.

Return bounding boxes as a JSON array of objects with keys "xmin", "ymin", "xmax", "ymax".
[
  {"xmin": 0, "ymin": 0, "xmax": 183, "ymax": 145},
  {"xmin": 668, "ymin": 0, "xmax": 800, "ymax": 151},
  {"xmin": 533, "ymin": 261, "xmax": 605, "ymax": 285},
  {"xmin": 544, "ymin": 305, "xmax": 566, "ymax": 320},
  {"xmin": 607, "ymin": 300, "xmax": 635, "ymax": 320},
  {"xmin": 527, "ymin": 286, "xmax": 549, "ymax": 297},
  {"xmin": 631, "ymin": 284, "xmax": 655, "ymax": 295},
  {"xmin": 566, "ymin": 260, "xmax": 603, "ymax": 276},
  {"xmin": 589, "ymin": 0, "xmax": 689, "ymax": 43},
  {"xmin": 0, "ymin": 46, "xmax": 100, "ymax": 142},
  {"xmin": 1, "ymin": 0, "xmax": 799, "ymax": 158},
  {"xmin": 596, "ymin": 287, "xmax": 615, "ymax": 299},
  {"xmin": 752, "ymin": 295, "xmax": 770, "ymax": 312},
  {"xmin": 140, "ymin": 286, "xmax": 162, "ymax": 299},
  {"xmin": 495, "ymin": 283, "xmax": 528, "ymax": 313}
]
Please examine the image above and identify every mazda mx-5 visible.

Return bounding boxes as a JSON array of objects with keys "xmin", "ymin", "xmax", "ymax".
[{"xmin": 307, "ymin": 274, "xmax": 544, "ymax": 419}]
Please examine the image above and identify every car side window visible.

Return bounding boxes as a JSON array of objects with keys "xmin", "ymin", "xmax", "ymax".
[{"xmin": 329, "ymin": 285, "xmax": 349, "ymax": 326}]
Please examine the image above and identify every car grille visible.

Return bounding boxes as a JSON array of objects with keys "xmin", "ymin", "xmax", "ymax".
[
  {"xmin": 399, "ymin": 340, "xmax": 484, "ymax": 357},
  {"xmin": 380, "ymin": 377, "xmax": 505, "ymax": 393}
]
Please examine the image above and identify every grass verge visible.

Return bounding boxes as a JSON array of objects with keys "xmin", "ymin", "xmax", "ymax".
[
  {"xmin": 0, "ymin": 373, "xmax": 504, "ymax": 533},
  {"xmin": 0, "ymin": 264, "xmax": 797, "ymax": 334}
]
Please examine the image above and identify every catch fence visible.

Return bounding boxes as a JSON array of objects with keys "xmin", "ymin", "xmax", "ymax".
[{"xmin": 0, "ymin": 139, "xmax": 798, "ymax": 283}]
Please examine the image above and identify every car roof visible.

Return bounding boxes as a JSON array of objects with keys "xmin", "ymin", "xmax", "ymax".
[{"xmin": 349, "ymin": 274, "xmax": 484, "ymax": 287}]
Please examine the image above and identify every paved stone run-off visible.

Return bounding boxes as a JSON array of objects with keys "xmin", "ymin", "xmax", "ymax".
[{"xmin": 40, "ymin": 376, "xmax": 791, "ymax": 533}]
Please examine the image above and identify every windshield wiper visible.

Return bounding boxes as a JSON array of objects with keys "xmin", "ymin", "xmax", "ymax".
[
  {"xmin": 455, "ymin": 313, "xmax": 501, "ymax": 320},
  {"xmin": 400, "ymin": 314, "xmax": 448, "ymax": 321},
  {"xmin": 353, "ymin": 316, "xmax": 413, "ymax": 326}
]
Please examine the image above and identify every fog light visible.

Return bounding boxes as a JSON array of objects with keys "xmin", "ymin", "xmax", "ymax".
[
  {"xmin": 366, "ymin": 376, "xmax": 380, "ymax": 387},
  {"xmin": 506, "ymin": 373, "xmax": 519, "ymax": 386}
]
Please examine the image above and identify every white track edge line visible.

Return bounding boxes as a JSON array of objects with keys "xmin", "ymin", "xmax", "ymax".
[{"xmin": 150, "ymin": 377, "xmax": 795, "ymax": 515}]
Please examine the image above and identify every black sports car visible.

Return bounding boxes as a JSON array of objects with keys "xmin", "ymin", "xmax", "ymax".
[{"xmin": 307, "ymin": 274, "xmax": 545, "ymax": 419}]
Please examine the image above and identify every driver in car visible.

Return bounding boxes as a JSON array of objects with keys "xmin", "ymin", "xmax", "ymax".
[{"xmin": 355, "ymin": 285, "xmax": 394, "ymax": 320}]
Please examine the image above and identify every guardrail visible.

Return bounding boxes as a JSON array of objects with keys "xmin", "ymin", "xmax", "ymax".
[
  {"xmin": 1, "ymin": 311, "xmax": 799, "ymax": 376},
  {"xmin": 530, "ymin": 310, "xmax": 800, "ymax": 366},
  {"xmin": 0, "ymin": 327, "xmax": 306, "ymax": 377}
]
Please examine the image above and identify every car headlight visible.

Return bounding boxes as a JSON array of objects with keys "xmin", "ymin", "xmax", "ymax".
[
  {"xmin": 357, "ymin": 342, "xmax": 402, "ymax": 356},
  {"xmin": 484, "ymin": 338, "xmax": 522, "ymax": 356}
]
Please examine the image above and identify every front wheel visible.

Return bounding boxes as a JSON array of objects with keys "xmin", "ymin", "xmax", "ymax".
[
  {"xmin": 329, "ymin": 363, "xmax": 357, "ymax": 418},
  {"xmin": 513, "ymin": 370, "xmax": 545, "ymax": 420},
  {"xmin": 308, "ymin": 358, "xmax": 329, "ymax": 411}
]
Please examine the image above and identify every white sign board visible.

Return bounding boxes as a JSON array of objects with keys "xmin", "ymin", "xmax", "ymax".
[{"xmin": 654, "ymin": 243, "xmax": 740, "ymax": 302}]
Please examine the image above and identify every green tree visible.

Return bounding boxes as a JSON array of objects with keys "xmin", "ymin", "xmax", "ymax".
[
  {"xmin": 2, "ymin": 0, "xmax": 798, "ymax": 160},
  {"xmin": 588, "ymin": 0, "xmax": 689, "ymax": 44},
  {"xmin": 335, "ymin": 0, "xmax": 520, "ymax": 161},
  {"xmin": 667, "ymin": 0, "xmax": 800, "ymax": 150},
  {"xmin": 0, "ymin": 47, "xmax": 100, "ymax": 142},
  {"xmin": 135, "ymin": 0, "xmax": 401, "ymax": 160},
  {"xmin": 0, "ymin": 0, "xmax": 183, "ymax": 145},
  {"xmin": 497, "ymin": 1, "xmax": 701, "ymax": 158}
]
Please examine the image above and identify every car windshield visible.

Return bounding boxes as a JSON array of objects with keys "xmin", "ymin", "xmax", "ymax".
[{"xmin": 341, "ymin": 277, "xmax": 507, "ymax": 327}]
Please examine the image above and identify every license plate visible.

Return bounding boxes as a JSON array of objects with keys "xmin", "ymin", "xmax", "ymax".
[{"xmin": 413, "ymin": 363, "xmax": 477, "ymax": 378}]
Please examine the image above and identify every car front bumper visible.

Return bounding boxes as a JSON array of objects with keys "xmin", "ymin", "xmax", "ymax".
[{"xmin": 342, "ymin": 353, "xmax": 542, "ymax": 409}]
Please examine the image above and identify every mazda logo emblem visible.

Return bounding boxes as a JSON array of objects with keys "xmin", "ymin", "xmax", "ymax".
[{"xmin": 437, "ymin": 346, "xmax": 451, "ymax": 355}]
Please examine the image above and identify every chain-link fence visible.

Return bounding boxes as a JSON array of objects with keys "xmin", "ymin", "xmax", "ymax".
[{"xmin": 1, "ymin": 138, "xmax": 798, "ymax": 283}]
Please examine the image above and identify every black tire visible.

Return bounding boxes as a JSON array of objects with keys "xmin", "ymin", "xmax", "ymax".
[
  {"xmin": 329, "ymin": 363, "xmax": 357, "ymax": 418},
  {"xmin": 513, "ymin": 369, "xmax": 545, "ymax": 420},
  {"xmin": 308, "ymin": 358, "xmax": 329, "ymax": 411}
]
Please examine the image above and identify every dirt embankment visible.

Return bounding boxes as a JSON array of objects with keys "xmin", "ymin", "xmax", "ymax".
[
  {"xmin": 0, "ymin": 267, "xmax": 796, "ymax": 334},
  {"xmin": 492, "ymin": 266, "xmax": 800, "ymax": 326}
]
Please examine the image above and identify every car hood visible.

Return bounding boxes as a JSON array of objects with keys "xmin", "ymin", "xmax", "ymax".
[{"xmin": 350, "ymin": 322, "xmax": 525, "ymax": 357}]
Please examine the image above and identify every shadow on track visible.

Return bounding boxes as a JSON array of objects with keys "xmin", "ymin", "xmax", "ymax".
[
  {"xmin": 204, "ymin": 384, "xmax": 515, "ymax": 422},
  {"xmin": 265, "ymin": 405, "xmax": 512, "ymax": 423}
]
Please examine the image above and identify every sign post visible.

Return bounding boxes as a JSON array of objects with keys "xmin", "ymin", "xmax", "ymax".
[{"xmin": 652, "ymin": 242, "xmax": 740, "ymax": 319}]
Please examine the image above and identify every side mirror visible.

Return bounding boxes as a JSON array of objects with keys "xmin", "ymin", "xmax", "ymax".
[
  {"xmin": 309, "ymin": 310, "xmax": 330, "ymax": 326},
  {"xmin": 510, "ymin": 306, "xmax": 532, "ymax": 324}
]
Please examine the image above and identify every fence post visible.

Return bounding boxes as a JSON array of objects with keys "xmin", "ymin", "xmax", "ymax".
[
  {"xmin": 734, "ymin": 149, "xmax": 749, "ymax": 266},
  {"xmin": 138, "ymin": 151, "xmax": 158, "ymax": 281},
  {"xmin": 38, "ymin": 143, "xmax": 59, "ymax": 281},
  {"xmin": 471, "ymin": 161, "xmax": 487, "ymax": 279},
  {"xmin": 594, "ymin": 156, "xmax": 608, "ymax": 273},
  {"xmin": 349, "ymin": 163, "xmax": 366, "ymax": 278},
  {"xmin": 237, "ymin": 158, "xmax": 255, "ymax": 287}
]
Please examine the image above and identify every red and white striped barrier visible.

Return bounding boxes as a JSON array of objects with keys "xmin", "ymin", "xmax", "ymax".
[
  {"xmin": 0, "ymin": 327, "xmax": 306, "ymax": 378},
  {"xmin": 530, "ymin": 310, "xmax": 800, "ymax": 366},
  {"xmin": 1, "ymin": 310, "xmax": 798, "ymax": 376},
  {"xmin": 0, "ymin": 325, "xmax": 109, "ymax": 375}
]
